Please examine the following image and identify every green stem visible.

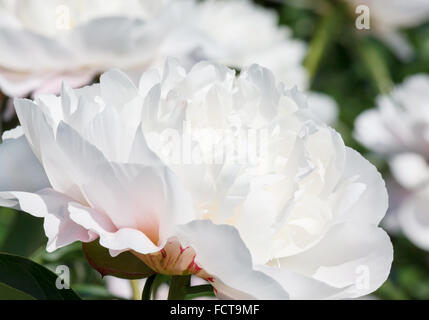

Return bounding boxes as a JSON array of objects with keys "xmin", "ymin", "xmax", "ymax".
[
  {"xmin": 130, "ymin": 280, "xmax": 141, "ymax": 300},
  {"xmin": 304, "ymin": 4, "xmax": 340, "ymax": 84},
  {"xmin": 358, "ymin": 39, "xmax": 393, "ymax": 94},
  {"xmin": 168, "ymin": 275, "xmax": 190, "ymax": 300},
  {"xmin": 185, "ymin": 284, "xmax": 215, "ymax": 300},
  {"xmin": 186, "ymin": 284, "xmax": 213, "ymax": 295},
  {"xmin": 141, "ymin": 274, "xmax": 157, "ymax": 300}
]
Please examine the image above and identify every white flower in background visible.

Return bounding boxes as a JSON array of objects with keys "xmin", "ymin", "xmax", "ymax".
[
  {"xmin": 0, "ymin": 0, "xmax": 178, "ymax": 97},
  {"xmin": 0, "ymin": 0, "xmax": 337, "ymax": 124},
  {"xmin": 355, "ymin": 74, "xmax": 429, "ymax": 250},
  {"xmin": 0, "ymin": 59, "xmax": 391, "ymax": 299},
  {"xmin": 191, "ymin": 0, "xmax": 308, "ymax": 89},
  {"xmin": 347, "ymin": 0, "xmax": 429, "ymax": 60}
]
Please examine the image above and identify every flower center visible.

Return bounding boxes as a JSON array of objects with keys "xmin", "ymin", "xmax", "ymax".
[{"xmin": 133, "ymin": 238, "xmax": 213, "ymax": 282}]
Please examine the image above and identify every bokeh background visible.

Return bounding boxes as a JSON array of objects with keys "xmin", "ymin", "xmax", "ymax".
[{"xmin": 1, "ymin": 0, "xmax": 429, "ymax": 300}]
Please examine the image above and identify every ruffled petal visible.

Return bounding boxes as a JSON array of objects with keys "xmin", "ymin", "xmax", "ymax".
[
  {"xmin": 277, "ymin": 221, "xmax": 393, "ymax": 298},
  {"xmin": 334, "ymin": 147, "xmax": 388, "ymax": 225},
  {"xmin": 68, "ymin": 202, "xmax": 161, "ymax": 256},
  {"xmin": 176, "ymin": 220, "xmax": 289, "ymax": 300},
  {"xmin": 255, "ymin": 265, "xmax": 349, "ymax": 300},
  {"xmin": 0, "ymin": 188, "xmax": 96, "ymax": 251}
]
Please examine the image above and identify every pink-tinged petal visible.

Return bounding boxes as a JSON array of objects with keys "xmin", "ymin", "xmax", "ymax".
[
  {"xmin": 0, "ymin": 69, "xmax": 46, "ymax": 97},
  {"xmin": 278, "ymin": 221, "xmax": 393, "ymax": 298},
  {"xmin": 0, "ymin": 126, "xmax": 49, "ymax": 196},
  {"xmin": 0, "ymin": 188, "xmax": 96, "ymax": 251},
  {"xmin": 398, "ymin": 191, "xmax": 429, "ymax": 251},
  {"xmin": 79, "ymin": 160, "xmax": 195, "ymax": 246},
  {"xmin": 56, "ymin": 120, "xmax": 195, "ymax": 244},
  {"xmin": 68, "ymin": 202, "xmax": 161, "ymax": 256},
  {"xmin": 176, "ymin": 220, "xmax": 290, "ymax": 300},
  {"xmin": 334, "ymin": 147, "xmax": 388, "ymax": 225}
]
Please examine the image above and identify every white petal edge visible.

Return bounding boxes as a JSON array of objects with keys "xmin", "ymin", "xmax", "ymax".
[
  {"xmin": 0, "ymin": 188, "xmax": 96, "ymax": 252},
  {"xmin": 176, "ymin": 219, "xmax": 290, "ymax": 300},
  {"xmin": 0, "ymin": 126, "xmax": 50, "ymax": 195},
  {"xmin": 335, "ymin": 147, "xmax": 388, "ymax": 226},
  {"xmin": 277, "ymin": 221, "xmax": 393, "ymax": 299}
]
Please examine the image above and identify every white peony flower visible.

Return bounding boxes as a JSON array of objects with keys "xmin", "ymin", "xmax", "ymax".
[
  {"xmin": 0, "ymin": 59, "xmax": 391, "ymax": 299},
  {"xmin": 355, "ymin": 74, "xmax": 429, "ymax": 250},
  {"xmin": 0, "ymin": 0, "xmax": 337, "ymax": 125},
  {"xmin": 0, "ymin": 0, "xmax": 300, "ymax": 95},
  {"xmin": 347, "ymin": 0, "xmax": 429, "ymax": 60}
]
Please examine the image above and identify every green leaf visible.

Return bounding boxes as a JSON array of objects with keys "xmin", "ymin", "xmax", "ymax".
[
  {"xmin": 0, "ymin": 253, "xmax": 80, "ymax": 300},
  {"xmin": 82, "ymin": 240, "xmax": 155, "ymax": 279},
  {"xmin": 0, "ymin": 282, "xmax": 35, "ymax": 300},
  {"xmin": 0, "ymin": 210, "xmax": 46, "ymax": 257},
  {"xmin": 0, "ymin": 207, "xmax": 15, "ymax": 245}
]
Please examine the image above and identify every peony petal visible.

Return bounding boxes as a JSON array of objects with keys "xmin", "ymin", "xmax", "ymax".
[
  {"xmin": 68, "ymin": 202, "xmax": 161, "ymax": 256},
  {"xmin": 0, "ymin": 126, "xmax": 50, "ymax": 196},
  {"xmin": 176, "ymin": 220, "xmax": 289, "ymax": 299},
  {"xmin": 32, "ymin": 71, "xmax": 96, "ymax": 97},
  {"xmin": 278, "ymin": 221, "xmax": 393, "ymax": 298},
  {"xmin": 100, "ymin": 69, "xmax": 138, "ymax": 109},
  {"xmin": 255, "ymin": 265, "xmax": 349, "ymax": 300},
  {"xmin": 138, "ymin": 68, "xmax": 161, "ymax": 97},
  {"xmin": 0, "ymin": 188, "xmax": 96, "ymax": 251},
  {"xmin": 57, "ymin": 119, "xmax": 194, "ymax": 243},
  {"xmin": 334, "ymin": 147, "xmax": 388, "ymax": 225}
]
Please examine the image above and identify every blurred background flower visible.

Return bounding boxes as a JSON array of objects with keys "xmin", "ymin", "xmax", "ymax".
[{"xmin": 355, "ymin": 75, "xmax": 429, "ymax": 251}]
